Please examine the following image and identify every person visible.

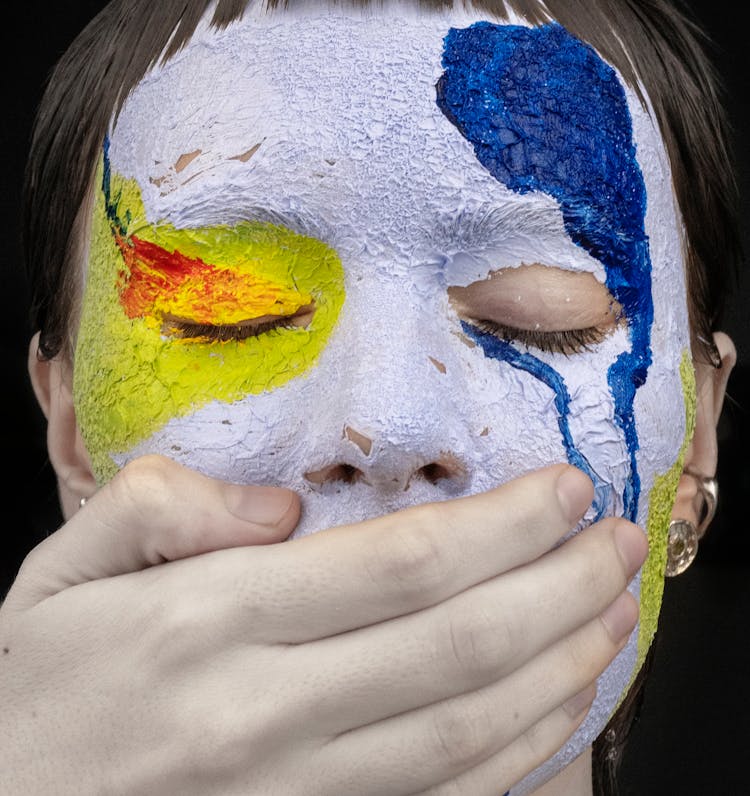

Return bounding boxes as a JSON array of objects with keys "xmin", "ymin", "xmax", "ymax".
[{"xmin": 2, "ymin": 0, "xmax": 741, "ymax": 793}]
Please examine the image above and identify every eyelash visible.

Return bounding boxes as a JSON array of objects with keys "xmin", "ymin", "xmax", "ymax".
[
  {"xmin": 165, "ymin": 317, "xmax": 294, "ymax": 342},
  {"xmin": 164, "ymin": 314, "xmax": 606, "ymax": 354},
  {"xmin": 469, "ymin": 319, "xmax": 607, "ymax": 355}
]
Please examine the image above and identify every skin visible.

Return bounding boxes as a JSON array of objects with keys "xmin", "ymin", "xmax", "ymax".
[
  {"xmin": 4, "ymin": 2, "xmax": 738, "ymax": 794},
  {"xmin": 2, "ymin": 457, "xmax": 646, "ymax": 795}
]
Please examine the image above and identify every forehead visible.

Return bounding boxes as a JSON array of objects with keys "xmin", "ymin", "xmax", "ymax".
[
  {"xmin": 110, "ymin": 9, "xmax": 638, "ymax": 267},
  {"xmin": 107, "ymin": 6, "xmax": 682, "ymax": 298},
  {"xmin": 111, "ymin": 11, "xmax": 546, "ymax": 230}
]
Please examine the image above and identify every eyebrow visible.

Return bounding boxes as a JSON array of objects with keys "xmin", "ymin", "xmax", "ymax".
[
  {"xmin": 432, "ymin": 200, "xmax": 568, "ymax": 245},
  {"xmin": 424, "ymin": 201, "xmax": 607, "ymax": 285},
  {"xmin": 156, "ymin": 198, "xmax": 330, "ymax": 246},
  {"xmin": 155, "ymin": 194, "xmax": 584, "ymax": 274}
]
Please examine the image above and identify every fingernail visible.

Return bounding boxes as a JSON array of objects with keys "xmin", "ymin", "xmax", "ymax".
[
  {"xmin": 556, "ymin": 467, "xmax": 594, "ymax": 525},
  {"xmin": 223, "ymin": 484, "xmax": 295, "ymax": 526},
  {"xmin": 614, "ymin": 523, "xmax": 649, "ymax": 579},
  {"xmin": 563, "ymin": 683, "xmax": 597, "ymax": 719},
  {"xmin": 600, "ymin": 591, "xmax": 638, "ymax": 644}
]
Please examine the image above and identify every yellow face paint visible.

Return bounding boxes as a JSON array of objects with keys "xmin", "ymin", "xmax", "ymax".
[
  {"xmin": 638, "ymin": 349, "xmax": 696, "ymax": 650},
  {"xmin": 613, "ymin": 348, "xmax": 696, "ymax": 709},
  {"xmin": 74, "ymin": 155, "xmax": 345, "ymax": 481}
]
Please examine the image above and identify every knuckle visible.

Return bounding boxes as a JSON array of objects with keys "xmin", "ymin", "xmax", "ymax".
[
  {"xmin": 14, "ymin": 543, "xmax": 45, "ymax": 583},
  {"xmin": 572, "ymin": 548, "xmax": 610, "ymax": 600},
  {"xmin": 429, "ymin": 699, "xmax": 494, "ymax": 773},
  {"xmin": 179, "ymin": 702, "xmax": 247, "ymax": 776},
  {"xmin": 108, "ymin": 455, "xmax": 175, "ymax": 519},
  {"xmin": 444, "ymin": 602, "xmax": 513, "ymax": 681},
  {"xmin": 137, "ymin": 591, "xmax": 211, "ymax": 674},
  {"xmin": 371, "ymin": 511, "xmax": 451, "ymax": 602},
  {"xmin": 169, "ymin": 674, "xmax": 287, "ymax": 783},
  {"xmin": 161, "ymin": 698, "xmax": 220, "ymax": 778}
]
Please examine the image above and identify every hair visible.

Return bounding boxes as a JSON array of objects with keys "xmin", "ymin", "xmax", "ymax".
[{"xmin": 20, "ymin": 0, "xmax": 743, "ymax": 792}]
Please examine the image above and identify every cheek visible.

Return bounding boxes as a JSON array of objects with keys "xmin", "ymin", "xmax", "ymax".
[
  {"xmin": 543, "ymin": 350, "xmax": 695, "ymax": 795},
  {"xmin": 510, "ymin": 347, "xmax": 694, "ymax": 795},
  {"xmin": 460, "ymin": 325, "xmax": 633, "ymax": 523},
  {"xmin": 73, "ymin": 163, "xmax": 345, "ymax": 483}
]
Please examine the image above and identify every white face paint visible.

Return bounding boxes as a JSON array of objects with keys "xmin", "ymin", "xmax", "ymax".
[{"xmin": 77, "ymin": 3, "xmax": 692, "ymax": 792}]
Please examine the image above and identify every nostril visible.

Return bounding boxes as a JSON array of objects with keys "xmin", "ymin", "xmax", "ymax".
[
  {"xmin": 416, "ymin": 454, "xmax": 466, "ymax": 485},
  {"xmin": 305, "ymin": 463, "xmax": 364, "ymax": 485},
  {"xmin": 335, "ymin": 464, "xmax": 361, "ymax": 483},
  {"xmin": 418, "ymin": 462, "xmax": 453, "ymax": 484}
]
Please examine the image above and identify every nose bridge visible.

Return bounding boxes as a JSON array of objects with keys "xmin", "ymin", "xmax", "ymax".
[
  {"xmin": 308, "ymin": 281, "xmax": 466, "ymax": 491},
  {"xmin": 343, "ymin": 278, "xmax": 446, "ymax": 424}
]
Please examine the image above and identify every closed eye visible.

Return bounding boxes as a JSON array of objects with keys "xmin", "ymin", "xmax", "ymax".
[
  {"xmin": 162, "ymin": 303, "xmax": 316, "ymax": 342},
  {"xmin": 449, "ymin": 264, "xmax": 622, "ymax": 356},
  {"xmin": 466, "ymin": 318, "xmax": 608, "ymax": 355}
]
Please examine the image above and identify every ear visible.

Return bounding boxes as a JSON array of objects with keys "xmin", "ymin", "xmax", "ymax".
[
  {"xmin": 28, "ymin": 332, "xmax": 97, "ymax": 521},
  {"xmin": 672, "ymin": 331, "xmax": 736, "ymax": 527}
]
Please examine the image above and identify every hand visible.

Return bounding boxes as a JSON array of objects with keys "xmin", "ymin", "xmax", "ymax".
[{"xmin": 0, "ymin": 455, "xmax": 646, "ymax": 795}]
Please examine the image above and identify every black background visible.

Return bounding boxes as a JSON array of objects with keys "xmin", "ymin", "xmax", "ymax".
[{"xmin": 2, "ymin": 2, "xmax": 748, "ymax": 793}]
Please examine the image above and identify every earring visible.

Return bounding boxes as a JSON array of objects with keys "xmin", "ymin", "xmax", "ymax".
[
  {"xmin": 665, "ymin": 519, "xmax": 699, "ymax": 577},
  {"xmin": 665, "ymin": 469, "xmax": 719, "ymax": 577},
  {"xmin": 79, "ymin": 497, "xmax": 88, "ymax": 509}
]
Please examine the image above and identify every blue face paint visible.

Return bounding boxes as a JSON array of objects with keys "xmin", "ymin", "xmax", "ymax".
[
  {"xmin": 102, "ymin": 134, "xmax": 131, "ymax": 236},
  {"xmin": 461, "ymin": 322, "xmax": 609, "ymax": 516},
  {"xmin": 437, "ymin": 22, "xmax": 653, "ymax": 522}
]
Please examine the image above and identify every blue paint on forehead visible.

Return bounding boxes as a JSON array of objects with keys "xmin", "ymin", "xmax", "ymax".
[{"xmin": 437, "ymin": 22, "xmax": 653, "ymax": 522}]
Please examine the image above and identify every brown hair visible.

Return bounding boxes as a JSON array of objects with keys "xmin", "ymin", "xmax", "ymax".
[{"xmin": 20, "ymin": 1, "xmax": 743, "ymax": 792}]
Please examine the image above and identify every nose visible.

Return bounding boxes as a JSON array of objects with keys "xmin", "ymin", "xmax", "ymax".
[
  {"xmin": 304, "ymin": 425, "xmax": 466, "ymax": 491},
  {"xmin": 300, "ymin": 276, "xmax": 472, "ymax": 494}
]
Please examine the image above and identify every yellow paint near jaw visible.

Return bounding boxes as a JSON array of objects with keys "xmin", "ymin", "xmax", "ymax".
[
  {"xmin": 74, "ymin": 158, "xmax": 345, "ymax": 481},
  {"xmin": 612, "ymin": 349, "xmax": 696, "ymax": 712}
]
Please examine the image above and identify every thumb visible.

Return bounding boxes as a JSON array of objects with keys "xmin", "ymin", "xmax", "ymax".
[{"xmin": 3, "ymin": 454, "xmax": 299, "ymax": 614}]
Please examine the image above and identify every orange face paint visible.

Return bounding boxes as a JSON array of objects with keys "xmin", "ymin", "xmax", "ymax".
[{"xmin": 115, "ymin": 232, "xmax": 312, "ymax": 328}]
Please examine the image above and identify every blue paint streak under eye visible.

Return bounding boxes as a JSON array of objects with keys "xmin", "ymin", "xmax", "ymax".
[
  {"xmin": 462, "ymin": 322, "xmax": 608, "ymax": 519},
  {"xmin": 437, "ymin": 22, "xmax": 653, "ymax": 522}
]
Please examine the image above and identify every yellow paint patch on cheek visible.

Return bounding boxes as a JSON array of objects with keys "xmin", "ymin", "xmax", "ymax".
[
  {"xmin": 74, "ymin": 157, "xmax": 345, "ymax": 482},
  {"xmin": 614, "ymin": 349, "xmax": 696, "ymax": 708}
]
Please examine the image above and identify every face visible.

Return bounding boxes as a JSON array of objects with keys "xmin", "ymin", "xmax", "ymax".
[{"xmin": 74, "ymin": 3, "xmax": 694, "ymax": 792}]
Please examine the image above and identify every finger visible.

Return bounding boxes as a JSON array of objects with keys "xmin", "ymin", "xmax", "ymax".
[
  {"xmin": 320, "ymin": 592, "xmax": 635, "ymax": 795},
  {"xmin": 291, "ymin": 518, "xmax": 644, "ymax": 733},
  {"xmin": 186, "ymin": 463, "xmax": 594, "ymax": 642},
  {"xmin": 4, "ymin": 455, "xmax": 300, "ymax": 614},
  {"xmin": 414, "ymin": 692, "xmax": 595, "ymax": 796}
]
